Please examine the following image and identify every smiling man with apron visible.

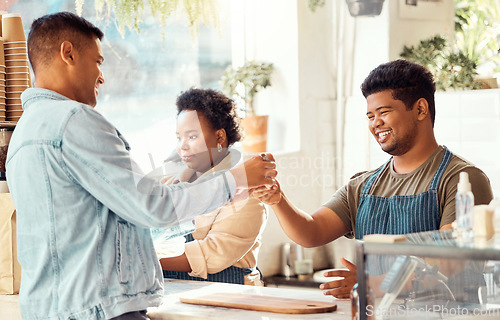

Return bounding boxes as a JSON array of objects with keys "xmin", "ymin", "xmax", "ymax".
[
  {"xmin": 354, "ymin": 146, "xmax": 452, "ymax": 239},
  {"xmin": 251, "ymin": 59, "xmax": 494, "ymax": 299}
]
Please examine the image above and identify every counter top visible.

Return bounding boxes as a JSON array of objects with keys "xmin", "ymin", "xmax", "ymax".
[
  {"xmin": 0, "ymin": 280, "xmax": 351, "ymax": 320},
  {"xmin": 0, "ymin": 294, "xmax": 21, "ymax": 320},
  {"xmin": 147, "ymin": 279, "xmax": 351, "ymax": 319}
]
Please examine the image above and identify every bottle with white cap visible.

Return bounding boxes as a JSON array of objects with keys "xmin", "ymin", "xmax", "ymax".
[{"xmin": 455, "ymin": 171, "xmax": 475, "ymax": 241}]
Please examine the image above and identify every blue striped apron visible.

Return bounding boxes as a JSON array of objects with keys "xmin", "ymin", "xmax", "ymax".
[
  {"xmin": 162, "ymin": 234, "xmax": 257, "ymax": 284},
  {"xmin": 355, "ymin": 147, "xmax": 452, "ymax": 240}
]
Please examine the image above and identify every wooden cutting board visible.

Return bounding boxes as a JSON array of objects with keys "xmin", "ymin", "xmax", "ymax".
[{"xmin": 179, "ymin": 292, "xmax": 337, "ymax": 314}]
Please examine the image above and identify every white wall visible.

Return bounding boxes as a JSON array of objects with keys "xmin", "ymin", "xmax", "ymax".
[
  {"xmin": 235, "ymin": 0, "xmax": 342, "ymax": 276},
  {"xmin": 230, "ymin": 0, "xmax": 300, "ymax": 153},
  {"xmin": 350, "ymin": 0, "xmax": 454, "ymax": 99},
  {"xmin": 434, "ymin": 90, "xmax": 500, "ymax": 197},
  {"xmin": 388, "ymin": 0, "xmax": 454, "ymax": 61},
  {"xmin": 246, "ymin": 0, "xmax": 494, "ymax": 278},
  {"xmin": 344, "ymin": 2, "xmax": 500, "ymax": 198}
]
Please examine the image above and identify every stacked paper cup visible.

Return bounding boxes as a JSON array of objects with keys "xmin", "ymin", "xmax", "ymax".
[
  {"xmin": 0, "ymin": 38, "xmax": 5, "ymax": 121},
  {"xmin": 2, "ymin": 13, "xmax": 29, "ymax": 123}
]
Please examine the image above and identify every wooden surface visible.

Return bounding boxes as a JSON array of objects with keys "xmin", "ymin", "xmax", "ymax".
[
  {"xmin": 148, "ymin": 279, "xmax": 351, "ymax": 319},
  {"xmin": 180, "ymin": 292, "xmax": 337, "ymax": 314}
]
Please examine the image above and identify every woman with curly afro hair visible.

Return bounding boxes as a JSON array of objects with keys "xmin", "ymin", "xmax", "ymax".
[{"xmin": 158, "ymin": 88, "xmax": 268, "ymax": 286}]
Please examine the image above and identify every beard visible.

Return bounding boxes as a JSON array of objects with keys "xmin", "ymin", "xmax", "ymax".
[{"xmin": 380, "ymin": 122, "xmax": 418, "ymax": 156}]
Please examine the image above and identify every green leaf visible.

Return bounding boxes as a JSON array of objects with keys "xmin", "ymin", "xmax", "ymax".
[
  {"xmin": 78, "ymin": 0, "xmax": 220, "ymax": 38},
  {"xmin": 220, "ymin": 61, "xmax": 274, "ymax": 116},
  {"xmin": 400, "ymin": 35, "xmax": 481, "ymax": 91}
]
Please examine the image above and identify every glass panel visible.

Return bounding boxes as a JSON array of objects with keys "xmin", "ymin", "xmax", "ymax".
[
  {"xmin": 359, "ymin": 230, "xmax": 500, "ymax": 319},
  {"xmin": 7, "ymin": 0, "xmax": 232, "ymax": 171}
]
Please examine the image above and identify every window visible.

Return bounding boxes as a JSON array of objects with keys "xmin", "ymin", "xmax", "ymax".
[{"xmin": 9, "ymin": 0, "xmax": 232, "ymax": 171}]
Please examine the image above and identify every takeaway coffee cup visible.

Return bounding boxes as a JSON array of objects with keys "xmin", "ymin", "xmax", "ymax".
[
  {"xmin": 5, "ymin": 59, "xmax": 29, "ymax": 67},
  {"xmin": 3, "ymin": 46, "xmax": 27, "ymax": 55},
  {"xmin": 6, "ymin": 72, "xmax": 28, "ymax": 80},
  {"xmin": 4, "ymin": 53, "xmax": 27, "ymax": 60},
  {"xmin": 6, "ymin": 85, "xmax": 28, "ymax": 92},
  {"xmin": 3, "ymin": 41, "xmax": 26, "ymax": 48},
  {"xmin": 2, "ymin": 13, "xmax": 26, "ymax": 42},
  {"xmin": 6, "ymin": 97, "xmax": 21, "ymax": 105},
  {"xmin": 6, "ymin": 79, "xmax": 28, "ymax": 86},
  {"xmin": 0, "ymin": 38, "xmax": 4, "ymax": 66},
  {"xmin": 6, "ymin": 110, "xmax": 22, "ymax": 117},
  {"xmin": 6, "ymin": 66, "xmax": 29, "ymax": 74}
]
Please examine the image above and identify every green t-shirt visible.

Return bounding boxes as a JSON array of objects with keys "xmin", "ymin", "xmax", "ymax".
[{"xmin": 323, "ymin": 146, "xmax": 493, "ymax": 238}]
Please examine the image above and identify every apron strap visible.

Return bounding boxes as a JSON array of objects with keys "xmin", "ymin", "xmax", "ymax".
[
  {"xmin": 429, "ymin": 146, "xmax": 452, "ymax": 191},
  {"xmin": 360, "ymin": 161, "xmax": 389, "ymax": 195}
]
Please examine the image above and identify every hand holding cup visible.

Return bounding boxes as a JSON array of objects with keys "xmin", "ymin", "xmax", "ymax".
[{"xmin": 229, "ymin": 153, "xmax": 277, "ymax": 192}]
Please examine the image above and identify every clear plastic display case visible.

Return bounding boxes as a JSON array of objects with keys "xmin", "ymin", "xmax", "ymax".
[{"xmin": 356, "ymin": 230, "xmax": 500, "ymax": 319}]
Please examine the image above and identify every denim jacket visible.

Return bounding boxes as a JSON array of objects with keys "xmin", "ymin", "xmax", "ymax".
[{"xmin": 6, "ymin": 88, "xmax": 236, "ymax": 320}]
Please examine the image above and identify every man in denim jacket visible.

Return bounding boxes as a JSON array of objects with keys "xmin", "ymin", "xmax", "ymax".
[{"xmin": 6, "ymin": 12, "xmax": 277, "ymax": 320}]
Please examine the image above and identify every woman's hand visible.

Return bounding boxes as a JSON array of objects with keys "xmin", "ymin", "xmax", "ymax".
[
  {"xmin": 319, "ymin": 257, "xmax": 357, "ymax": 299},
  {"xmin": 230, "ymin": 153, "xmax": 277, "ymax": 190},
  {"xmin": 251, "ymin": 179, "xmax": 282, "ymax": 206}
]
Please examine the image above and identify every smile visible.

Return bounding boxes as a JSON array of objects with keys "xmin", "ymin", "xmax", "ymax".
[
  {"xmin": 378, "ymin": 130, "xmax": 392, "ymax": 138},
  {"xmin": 376, "ymin": 129, "xmax": 392, "ymax": 143}
]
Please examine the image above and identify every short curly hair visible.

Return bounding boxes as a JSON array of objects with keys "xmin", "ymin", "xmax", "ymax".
[
  {"xmin": 176, "ymin": 88, "xmax": 242, "ymax": 146},
  {"xmin": 361, "ymin": 59, "xmax": 436, "ymax": 126}
]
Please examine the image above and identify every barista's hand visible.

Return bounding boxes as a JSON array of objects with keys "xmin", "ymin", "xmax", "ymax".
[
  {"xmin": 251, "ymin": 179, "xmax": 282, "ymax": 206},
  {"xmin": 230, "ymin": 153, "xmax": 277, "ymax": 190},
  {"xmin": 319, "ymin": 257, "xmax": 357, "ymax": 299}
]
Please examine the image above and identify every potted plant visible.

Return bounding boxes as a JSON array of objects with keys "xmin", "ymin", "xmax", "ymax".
[
  {"xmin": 220, "ymin": 60, "xmax": 274, "ymax": 153},
  {"xmin": 400, "ymin": 35, "xmax": 482, "ymax": 91},
  {"xmin": 454, "ymin": 0, "xmax": 500, "ymax": 88}
]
